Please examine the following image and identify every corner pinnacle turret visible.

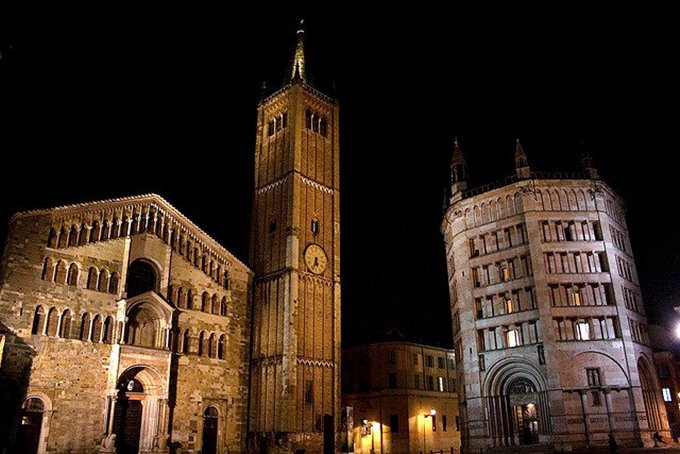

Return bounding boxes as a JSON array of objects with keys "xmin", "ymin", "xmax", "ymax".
[
  {"xmin": 291, "ymin": 19, "xmax": 306, "ymax": 81},
  {"xmin": 450, "ymin": 137, "xmax": 468, "ymax": 202}
]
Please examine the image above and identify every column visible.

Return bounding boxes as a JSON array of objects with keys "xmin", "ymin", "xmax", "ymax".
[{"xmin": 579, "ymin": 390, "xmax": 590, "ymax": 445}]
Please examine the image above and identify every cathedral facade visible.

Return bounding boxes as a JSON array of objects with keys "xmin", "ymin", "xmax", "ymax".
[
  {"xmin": 441, "ymin": 140, "xmax": 668, "ymax": 451},
  {"xmin": 0, "ymin": 23, "xmax": 340, "ymax": 454}
]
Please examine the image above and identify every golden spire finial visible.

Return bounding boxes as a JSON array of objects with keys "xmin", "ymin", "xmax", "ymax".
[{"xmin": 291, "ymin": 18, "xmax": 306, "ymax": 81}]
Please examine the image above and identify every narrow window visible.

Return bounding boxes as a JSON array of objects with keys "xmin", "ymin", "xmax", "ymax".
[
  {"xmin": 47, "ymin": 228, "xmax": 58, "ymax": 247},
  {"xmin": 390, "ymin": 414, "xmax": 399, "ymax": 433},
  {"xmin": 426, "ymin": 355, "xmax": 433, "ymax": 367},
  {"xmin": 282, "ymin": 111, "xmax": 288, "ymax": 128},
  {"xmin": 42, "ymin": 258, "xmax": 54, "ymax": 281},
  {"xmin": 311, "ymin": 219, "xmax": 320, "ymax": 235},
  {"xmin": 593, "ymin": 221, "xmax": 603, "ymax": 240},
  {"xmin": 388, "ymin": 373, "xmax": 397, "ymax": 388},
  {"xmin": 305, "ymin": 380, "xmax": 313, "ymax": 404},
  {"xmin": 387, "ymin": 350, "xmax": 395, "ymax": 365},
  {"xmin": 437, "ymin": 357, "xmax": 444, "ymax": 369},
  {"xmin": 268, "ymin": 120, "xmax": 275, "ymax": 136},
  {"xmin": 218, "ymin": 334, "xmax": 225, "ymax": 359},
  {"xmin": 586, "ymin": 368, "xmax": 601, "ymax": 387},
  {"xmin": 320, "ymin": 117, "xmax": 328, "ymax": 136},
  {"xmin": 431, "ymin": 415, "xmax": 437, "ymax": 432},
  {"xmin": 592, "ymin": 390, "xmax": 602, "ymax": 406},
  {"xmin": 269, "ymin": 219, "xmax": 277, "ymax": 234},
  {"xmin": 414, "ymin": 374, "xmax": 420, "ymax": 389},
  {"xmin": 442, "ymin": 415, "xmax": 448, "ymax": 432},
  {"xmin": 305, "ymin": 110, "xmax": 312, "ymax": 129},
  {"xmin": 438, "ymin": 376, "xmax": 444, "ymax": 392},
  {"xmin": 505, "ymin": 297, "xmax": 514, "ymax": 314},
  {"xmin": 32, "ymin": 306, "xmax": 45, "ymax": 335},
  {"xmin": 182, "ymin": 330, "xmax": 190, "ymax": 354}
]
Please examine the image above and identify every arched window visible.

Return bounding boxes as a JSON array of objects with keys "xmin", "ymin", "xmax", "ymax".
[
  {"xmin": 216, "ymin": 265, "xmax": 222, "ymax": 283},
  {"xmin": 198, "ymin": 331, "xmax": 205, "ymax": 356},
  {"xmin": 47, "ymin": 228, "xmax": 58, "ymax": 247},
  {"xmin": 201, "ymin": 292, "xmax": 210, "ymax": 312},
  {"xmin": 111, "ymin": 217, "xmax": 120, "ymax": 239},
  {"xmin": 126, "ymin": 260, "xmax": 157, "ymax": 297},
  {"xmin": 177, "ymin": 287, "xmax": 185, "ymax": 308},
  {"xmin": 18, "ymin": 397, "xmax": 46, "ymax": 454},
  {"xmin": 42, "ymin": 258, "xmax": 54, "ymax": 281},
  {"xmin": 201, "ymin": 255, "xmax": 207, "ymax": 272},
  {"xmin": 182, "ymin": 329, "xmax": 191, "ymax": 354},
  {"xmin": 32, "ymin": 306, "xmax": 45, "ymax": 335},
  {"xmin": 101, "ymin": 219, "xmax": 110, "ymax": 240},
  {"xmin": 194, "ymin": 248, "xmax": 200, "ymax": 267},
  {"xmin": 91, "ymin": 221, "xmax": 101, "ymax": 242},
  {"xmin": 218, "ymin": 334, "xmax": 225, "ymax": 359},
  {"xmin": 59, "ymin": 309, "xmax": 72, "ymax": 338},
  {"xmin": 58, "ymin": 227, "xmax": 68, "ymax": 248},
  {"xmin": 80, "ymin": 313, "xmax": 91, "ymax": 340},
  {"xmin": 46, "ymin": 307, "xmax": 58, "ymax": 336},
  {"xmin": 120, "ymin": 216, "xmax": 129, "ymax": 237},
  {"xmin": 187, "ymin": 289, "xmax": 193, "ymax": 310},
  {"xmin": 305, "ymin": 109, "xmax": 312, "ymax": 129},
  {"xmin": 125, "ymin": 304, "xmax": 159, "ymax": 348},
  {"xmin": 98, "ymin": 269, "xmax": 109, "ymax": 292},
  {"xmin": 208, "ymin": 333, "xmax": 216, "ymax": 358},
  {"xmin": 108, "ymin": 272, "xmax": 119, "ymax": 294},
  {"xmin": 220, "ymin": 297, "xmax": 227, "ymax": 316},
  {"xmin": 211, "ymin": 294, "xmax": 219, "ymax": 314},
  {"xmin": 79, "ymin": 225, "xmax": 89, "ymax": 245},
  {"xmin": 91, "ymin": 315, "xmax": 102, "ymax": 342},
  {"xmin": 102, "ymin": 316, "xmax": 113, "ymax": 344},
  {"xmin": 68, "ymin": 225, "xmax": 79, "ymax": 247},
  {"xmin": 87, "ymin": 267, "xmax": 98, "ymax": 289},
  {"xmin": 55, "ymin": 260, "xmax": 67, "ymax": 284},
  {"xmin": 167, "ymin": 285, "xmax": 174, "ymax": 304},
  {"xmin": 67, "ymin": 263, "xmax": 79, "ymax": 286},
  {"xmin": 209, "ymin": 260, "xmax": 214, "ymax": 278},
  {"xmin": 202, "ymin": 406, "xmax": 219, "ymax": 454},
  {"xmin": 223, "ymin": 270, "xmax": 229, "ymax": 289}
]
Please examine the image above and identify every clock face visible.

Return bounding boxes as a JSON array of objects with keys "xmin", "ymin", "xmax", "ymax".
[{"xmin": 304, "ymin": 243, "xmax": 327, "ymax": 274}]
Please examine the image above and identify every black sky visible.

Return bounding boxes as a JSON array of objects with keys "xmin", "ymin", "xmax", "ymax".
[{"xmin": 1, "ymin": 3, "xmax": 678, "ymax": 347}]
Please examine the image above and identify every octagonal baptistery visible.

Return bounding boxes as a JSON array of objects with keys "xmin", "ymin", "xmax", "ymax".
[
  {"xmin": 0, "ymin": 194, "xmax": 252, "ymax": 454},
  {"xmin": 441, "ymin": 140, "xmax": 668, "ymax": 451}
]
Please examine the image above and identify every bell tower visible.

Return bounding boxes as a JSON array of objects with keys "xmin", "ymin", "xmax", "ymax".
[{"xmin": 249, "ymin": 20, "xmax": 341, "ymax": 453}]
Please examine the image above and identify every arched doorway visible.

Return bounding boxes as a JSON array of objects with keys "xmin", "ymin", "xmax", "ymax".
[
  {"xmin": 16, "ymin": 397, "xmax": 45, "ymax": 454},
  {"xmin": 639, "ymin": 358, "xmax": 663, "ymax": 432},
  {"xmin": 126, "ymin": 260, "xmax": 158, "ymax": 297},
  {"xmin": 113, "ymin": 377, "xmax": 144, "ymax": 454},
  {"xmin": 508, "ymin": 378, "xmax": 539, "ymax": 445},
  {"xmin": 202, "ymin": 406, "xmax": 219, "ymax": 454}
]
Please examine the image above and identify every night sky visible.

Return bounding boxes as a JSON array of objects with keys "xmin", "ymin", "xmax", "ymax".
[{"xmin": 1, "ymin": 3, "xmax": 678, "ymax": 347}]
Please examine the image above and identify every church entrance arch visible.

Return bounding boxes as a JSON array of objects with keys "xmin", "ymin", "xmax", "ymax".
[
  {"xmin": 16, "ymin": 397, "xmax": 46, "ymax": 454},
  {"xmin": 483, "ymin": 358, "xmax": 551, "ymax": 447},
  {"xmin": 110, "ymin": 366, "xmax": 168, "ymax": 454},
  {"xmin": 202, "ymin": 406, "xmax": 219, "ymax": 454},
  {"xmin": 508, "ymin": 378, "xmax": 539, "ymax": 445}
]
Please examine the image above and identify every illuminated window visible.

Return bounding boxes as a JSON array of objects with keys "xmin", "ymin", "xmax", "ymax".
[
  {"xmin": 576, "ymin": 321, "xmax": 590, "ymax": 340},
  {"xmin": 663, "ymin": 388, "xmax": 672, "ymax": 402},
  {"xmin": 438, "ymin": 376, "xmax": 444, "ymax": 392},
  {"xmin": 506, "ymin": 329, "xmax": 519, "ymax": 348},
  {"xmin": 501, "ymin": 266, "xmax": 510, "ymax": 282},
  {"xmin": 505, "ymin": 298, "xmax": 514, "ymax": 314},
  {"xmin": 311, "ymin": 219, "xmax": 319, "ymax": 235},
  {"xmin": 572, "ymin": 289, "xmax": 582, "ymax": 306}
]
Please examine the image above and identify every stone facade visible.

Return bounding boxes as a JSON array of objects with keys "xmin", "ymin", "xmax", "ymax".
[
  {"xmin": 248, "ymin": 26, "xmax": 341, "ymax": 452},
  {"xmin": 442, "ymin": 141, "xmax": 669, "ymax": 451},
  {"xmin": 0, "ymin": 194, "xmax": 252, "ymax": 454},
  {"xmin": 342, "ymin": 340, "xmax": 460, "ymax": 453}
]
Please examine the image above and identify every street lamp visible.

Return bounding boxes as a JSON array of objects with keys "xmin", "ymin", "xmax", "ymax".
[{"xmin": 423, "ymin": 409, "xmax": 436, "ymax": 453}]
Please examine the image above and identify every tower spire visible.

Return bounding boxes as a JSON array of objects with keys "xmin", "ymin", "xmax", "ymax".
[
  {"xmin": 450, "ymin": 137, "xmax": 468, "ymax": 202},
  {"xmin": 291, "ymin": 19, "xmax": 306, "ymax": 81},
  {"xmin": 514, "ymin": 138, "xmax": 531, "ymax": 179},
  {"xmin": 580, "ymin": 139, "xmax": 599, "ymax": 179}
]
